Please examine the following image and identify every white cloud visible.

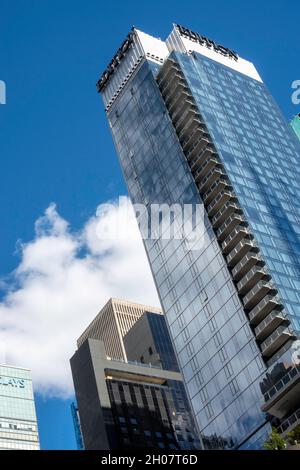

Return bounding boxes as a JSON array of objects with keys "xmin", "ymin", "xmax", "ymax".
[{"xmin": 0, "ymin": 198, "xmax": 160, "ymax": 398}]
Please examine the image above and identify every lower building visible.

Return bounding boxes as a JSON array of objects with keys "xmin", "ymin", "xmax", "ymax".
[
  {"xmin": 0, "ymin": 364, "xmax": 39, "ymax": 450},
  {"xmin": 70, "ymin": 338, "xmax": 202, "ymax": 450}
]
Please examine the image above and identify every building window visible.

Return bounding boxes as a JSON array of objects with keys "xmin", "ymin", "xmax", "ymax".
[
  {"xmin": 148, "ymin": 347, "xmax": 153, "ymax": 356},
  {"xmin": 130, "ymin": 418, "xmax": 137, "ymax": 425}
]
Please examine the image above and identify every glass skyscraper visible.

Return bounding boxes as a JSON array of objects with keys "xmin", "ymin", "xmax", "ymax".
[
  {"xmin": 97, "ymin": 25, "xmax": 300, "ymax": 449},
  {"xmin": 0, "ymin": 364, "xmax": 39, "ymax": 449}
]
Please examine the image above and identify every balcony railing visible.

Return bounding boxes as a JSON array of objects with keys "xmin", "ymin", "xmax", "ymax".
[
  {"xmin": 170, "ymin": 98, "xmax": 196, "ymax": 124},
  {"xmin": 198, "ymin": 167, "xmax": 225, "ymax": 193},
  {"xmin": 243, "ymin": 280, "xmax": 274, "ymax": 310},
  {"xmin": 174, "ymin": 107, "xmax": 198, "ymax": 133},
  {"xmin": 211, "ymin": 203, "xmax": 242, "ymax": 228},
  {"xmin": 237, "ymin": 265, "xmax": 269, "ymax": 295},
  {"xmin": 231, "ymin": 252, "xmax": 262, "ymax": 280},
  {"xmin": 161, "ymin": 75, "xmax": 187, "ymax": 99},
  {"xmin": 178, "ymin": 116, "xmax": 203, "ymax": 141},
  {"xmin": 157, "ymin": 61, "xmax": 180, "ymax": 88},
  {"xmin": 202, "ymin": 178, "xmax": 229, "ymax": 204},
  {"xmin": 248, "ymin": 294, "xmax": 282, "ymax": 325},
  {"xmin": 186, "ymin": 136, "xmax": 212, "ymax": 161},
  {"xmin": 207, "ymin": 189, "xmax": 237, "ymax": 216},
  {"xmin": 254, "ymin": 310, "xmax": 286, "ymax": 340},
  {"xmin": 193, "ymin": 157, "xmax": 220, "ymax": 181},
  {"xmin": 181, "ymin": 126, "xmax": 208, "ymax": 151},
  {"xmin": 227, "ymin": 238, "xmax": 257, "ymax": 267},
  {"xmin": 174, "ymin": 108, "xmax": 199, "ymax": 134},
  {"xmin": 168, "ymin": 90, "xmax": 192, "ymax": 115},
  {"xmin": 189, "ymin": 146, "xmax": 214, "ymax": 171},
  {"xmin": 278, "ymin": 407, "xmax": 300, "ymax": 435},
  {"xmin": 217, "ymin": 213, "xmax": 245, "ymax": 241},
  {"xmin": 261, "ymin": 326, "xmax": 295, "ymax": 357},
  {"xmin": 222, "ymin": 226, "xmax": 250, "ymax": 254},
  {"xmin": 262, "ymin": 358, "xmax": 300, "ymax": 419},
  {"xmin": 263, "ymin": 363, "xmax": 300, "ymax": 407},
  {"xmin": 168, "ymin": 88, "xmax": 193, "ymax": 111}
]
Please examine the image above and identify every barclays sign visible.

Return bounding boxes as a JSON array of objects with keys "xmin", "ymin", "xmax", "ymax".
[{"xmin": 0, "ymin": 377, "xmax": 25, "ymax": 388}]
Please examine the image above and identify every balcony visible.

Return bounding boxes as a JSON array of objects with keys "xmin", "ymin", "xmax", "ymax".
[
  {"xmin": 185, "ymin": 135, "xmax": 213, "ymax": 161},
  {"xmin": 227, "ymin": 238, "xmax": 257, "ymax": 267},
  {"xmin": 248, "ymin": 294, "xmax": 283, "ymax": 325},
  {"xmin": 193, "ymin": 157, "xmax": 220, "ymax": 181},
  {"xmin": 170, "ymin": 97, "xmax": 196, "ymax": 124},
  {"xmin": 231, "ymin": 252, "xmax": 262, "ymax": 280},
  {"xmin": 254, "ymin": 310, "xmax": 286, "ymax": 340},
  {"xmin": 217, "ymin": 213, "xmax": 246, "ymax": 241},
  {"xmin": 222, "ymin": 226, "xmax": 250, "ymax": 254},
  {"xmin": 178, "ymin": 116, "xmax": 204, "ymax": 141},
  {"xmin": 202, "ymin": 178, "xmax": 230, "ymax": 204},
  {"xmin": 262, "ymin": 364, "xmax": 300, "ymax": 419},
  {"xmin": 161, "ymin": 76, "xmax": 187, "ymax": 101},
  {"xmin": 261, "ymin": 326, "xmax": 295, "ymax": 358},
  {"xmin": 157, "ymin": 62, "xmax": 180, "ymax": 88},
  {"xmin": 198, "ymin": 168, "xmax": 225, "ymax": 193},
  {"xmin": 181, "ymin": 127, "xmax": 208, "ymax": 152},
  {"xmin": 189, "ymin": 146, "xmax": 215, "ymax": 172},
  {"xmin": 167, "ymin": 88, "xmax": 190, "ymax": 112},
  {"xmin": 207, "ymin": 189, "xmax": 237, "ymax": 216},
  {"xmin": 243, "ymin": 280, "xmax": 274, "ymax": 310},
  {"xmin": 237, "ymin": 265, "xmax": 269, "ymax": 295},
  {"xmin": 174, "ymin": 108, "xmax": 198, "ymax": 134},
  {"xmin": 168, "ymin": 89, "xmax": 193, "ymax": 114},
  {"xmin": 211, "ymin": 202, "xmax": 242, "ymax": 228},
  {"xmin": 278, "ymin": 407, "xmax": 300, "ymax": 436}
]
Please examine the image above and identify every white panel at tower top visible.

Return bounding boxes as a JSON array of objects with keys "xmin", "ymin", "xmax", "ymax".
[{"xmin": 166, "ymin": 26, "xmax": 262, "ymax": 82}]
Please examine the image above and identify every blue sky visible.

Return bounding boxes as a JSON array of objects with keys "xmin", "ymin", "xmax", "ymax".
[{"xmin": 0, "ymin": 0, "xmax": 299, "ymax": 450}]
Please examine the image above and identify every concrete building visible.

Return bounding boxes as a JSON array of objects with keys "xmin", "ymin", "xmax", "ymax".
[
  {"xmin": 0, "ymin": 364, "xmax": 39, "ymax": 450},
  {"xmin": 97, "ymin": 24, "xmax": 300, "ymax": 449},
  {"xmin": 124, "ymin": 311, "xmax": 180, "ymax": 371},
  {"xmin": 77, "ymin": 298, "xmax": 162, "ymax": 360},
  {"xmin": 70, "ymin": 339, "xmax": 201, "ymax": 450}
]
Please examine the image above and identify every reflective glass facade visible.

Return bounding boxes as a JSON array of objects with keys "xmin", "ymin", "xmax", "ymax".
[
  {"xmin": 107, "ymin": 378, "xmax": 197, "ymax": 450},
  {"xmin": 0, "ymin": 365, "xmax": 39, "ymax": 450},
  {"xmin": 99, "ymin": 26, "xmax": 300, "ymax": 449},
  {"xmin": 147, "ymin": 312, "xmax": 180, "ymax": 372}
]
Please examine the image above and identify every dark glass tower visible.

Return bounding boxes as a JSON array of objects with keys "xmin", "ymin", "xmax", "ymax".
[{"xmin": 97, "ymin": 25, "xmax": 300, "ymax": 449}]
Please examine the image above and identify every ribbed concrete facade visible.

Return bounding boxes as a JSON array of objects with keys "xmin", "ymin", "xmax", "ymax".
[{"xmin": 77, "ymin": 298, "xmax": 162, "ymax": 360}]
